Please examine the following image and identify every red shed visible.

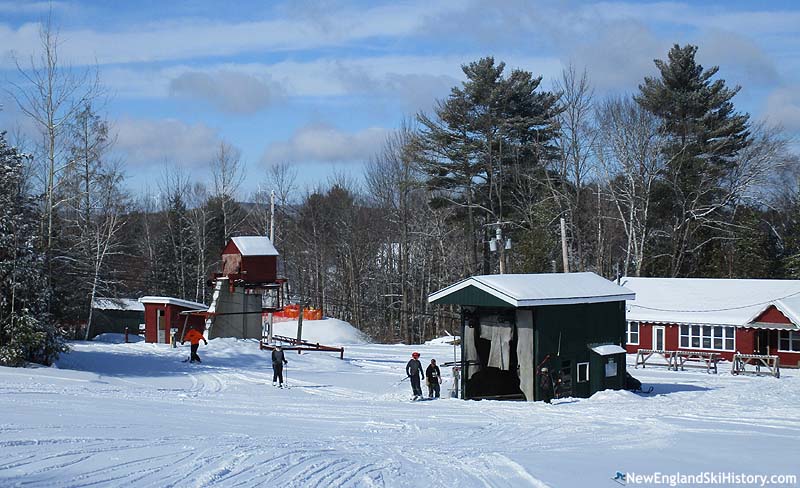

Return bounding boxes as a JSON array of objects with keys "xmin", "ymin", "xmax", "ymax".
[
  {"xmin": 139, "ymin": 296, "xmax": 208, "ymax": 344},
  {"xmin": 221, "ymin": 236, "xmax": 279, "ymax": 284},
  {"xmin": 622, "ymin": 278, "xmax": 800, "ymax": 367}
]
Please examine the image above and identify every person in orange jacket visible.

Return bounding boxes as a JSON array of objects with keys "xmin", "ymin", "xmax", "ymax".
[{"xmin": 182, "ymin": 328, "xmax": 208, "ymax": 363}]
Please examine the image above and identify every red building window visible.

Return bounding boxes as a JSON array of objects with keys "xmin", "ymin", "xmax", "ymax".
[
  {"xmin": 680, "ymin": 325, "xmax": 734, "ymax": 351},
  {"xmin": 626, "ymin": 322, "xmax": 639, "ymax": 345},
  {"xmin": 779, "ymin": 331, "xmax": 800, "ymax": 352}
]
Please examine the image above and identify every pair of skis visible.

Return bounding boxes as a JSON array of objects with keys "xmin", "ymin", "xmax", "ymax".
[{"xmin": 410, "ymin": 395, "xmax": 435, "ymax": 402}]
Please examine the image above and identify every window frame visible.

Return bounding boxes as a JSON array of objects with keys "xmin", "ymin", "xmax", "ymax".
[
  {"xmin": 577, "ymin": 362, "xmax": 589, "ymax": 383},
  {"xmin": 778, "ymin": 330, "xmax": 800, "ymax": 352},
  {"xmin": 626, "ymin": 321, "xmax": 639, "ymax": 345},
  {"xmin": 679, "ymin": 324, "xmax": 735, "ymax": 351}
]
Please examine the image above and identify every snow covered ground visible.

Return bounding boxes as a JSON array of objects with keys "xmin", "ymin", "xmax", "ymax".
[{"xmin": 1, "ymin": 325, "xmax": 799, "ymax": 487}]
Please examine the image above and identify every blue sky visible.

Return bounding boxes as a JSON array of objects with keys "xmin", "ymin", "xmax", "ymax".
[{"xmin": 1, "ymin": 0, "xmax": 799, "ymax": 198}]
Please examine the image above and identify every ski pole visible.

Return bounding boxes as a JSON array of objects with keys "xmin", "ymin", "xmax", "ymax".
[{"xmin": 394, "ymin": 376, "xmax": 410, "ymax": 386}]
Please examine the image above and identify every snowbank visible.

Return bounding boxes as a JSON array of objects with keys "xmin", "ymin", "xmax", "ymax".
[
  {"xmin": 271, "ymin": 318, "xmax": 369, "ymax": 345},
  {"xmin": 425, "ymin": 334, "xmax": 459, "ymax": 345},
  {"xmin": 92, "ymin": 333, "xmax": 144, "ymax": 344}
]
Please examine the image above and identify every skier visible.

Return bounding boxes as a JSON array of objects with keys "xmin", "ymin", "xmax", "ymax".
[
  {"xmin": 539, "ymin": 367, "xmax": 554, "ymax": 403},
  {"xmin": 425, "ymin": 358, "xmax": 441, "ymax": 399},
  {"xmin": 271, "ymin": 345, "xmax": 288, "ymax": 387},
  {"xmin": 182, "ymin": 327, "xmax": 208, "ymax": 363},
  {"xmin": 406, "ymin": 352, "xmax": 424, "ymax": 400}
]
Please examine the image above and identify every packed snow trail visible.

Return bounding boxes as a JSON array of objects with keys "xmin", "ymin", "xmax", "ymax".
[{"xmin": 1, "ymin": 337, "xmax": 798, "ymax": 487}]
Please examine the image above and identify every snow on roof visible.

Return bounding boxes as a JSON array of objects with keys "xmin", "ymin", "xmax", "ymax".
[
  {"xmin": 429, "ymin": 272, "xmax": 635, "ymax": 307},
  {"xmin": 138, "ymin": 296, "xmax": 208, "ymax": 310},
  {"xmin": 229, "ymin": 236, "xmax": 279, "ymax": 256},
  {"xmin": 590, "ymin": 344, "xmax": 626, "ymax": 356},
  {"xmin": 622, "ymin": 277, "xmax": 800, "ymax": 328},
  {"xmin": 91, "ymin": 298, "xmax": 145, "ymax": 312}
]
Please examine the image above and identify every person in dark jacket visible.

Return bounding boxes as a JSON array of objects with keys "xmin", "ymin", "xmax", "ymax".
[
  {"xmin": 271, "ymin": 345, "xmax": 288, "ymax": 387},
  {"xmin": 425, "ymin": 358, "xmax": 441, "ymax": 398},
  {"xmin": 539, "ymin": 367, "xmax": 554, "ymax": 403},
  {"xmin": 406, "ymin": 352, "xmax": 424, "ymax": 399}
]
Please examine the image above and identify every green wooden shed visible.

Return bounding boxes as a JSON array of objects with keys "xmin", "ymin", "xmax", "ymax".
[{"xmin": 428, "ymin": 272, "xmax": 635, "ymax": 401}]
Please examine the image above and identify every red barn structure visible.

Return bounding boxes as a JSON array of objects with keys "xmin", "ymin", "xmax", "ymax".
[
  {"xmin": 622, "ymin": 278, "xmax": 800, "ymax": 367},
  {"xmin": 139, "ymin": 296, "xmax": 208, "ymax": 344},
  {"xmin": 207, "ymin": 236, "xmax": 286, "ymax": 340},
  {"xmin": 220, "ymin": 236, "xmax": 279, "ymax": 285}
]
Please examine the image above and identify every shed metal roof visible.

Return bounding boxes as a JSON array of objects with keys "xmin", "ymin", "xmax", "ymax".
[
  {"xmin": 590, "ymin": 344, "xmax": 627, "ymax": 355},
  {"xmin": 228, "ymin": 236, "xmax": 279, "ymax": 256},
  {"xmin": 428, "ymin": 272, "xmax": 635, "ymax": 307},
  {"xmin": 92, "ymin": 298, "xmax": 144, "ymax": 312},
  {"xmin": 138, "ymin": 296, "xmax": 208, "ymax": 310}
]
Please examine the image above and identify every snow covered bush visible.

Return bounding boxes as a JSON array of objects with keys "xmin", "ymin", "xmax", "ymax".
[
  {"xmin": 0, "ymin": 312, "xmax": 67, "ymax": 367},
  {"xmin": 0, "ymin": 132, "xmax": 68, "ymax": 366}
]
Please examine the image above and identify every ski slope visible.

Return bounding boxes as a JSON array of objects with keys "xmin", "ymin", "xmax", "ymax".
[{"xmin": 1, "ymin": 331, "xmax": 798, "ymax": 487}]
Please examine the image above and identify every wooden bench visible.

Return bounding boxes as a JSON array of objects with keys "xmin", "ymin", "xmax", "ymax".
[
  {"xmin": 635, "ymin": 349, "xmax": 677, "ymax": 370},
  {"xmin": 675, "ymin": 351, "xmax": 720, "ymax": 374},
  {"xmin": 731, "ymin": 353, "xmax": 780, "ymax": 378}
]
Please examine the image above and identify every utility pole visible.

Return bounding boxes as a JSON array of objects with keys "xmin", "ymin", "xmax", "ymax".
[
  {"xmin": 266, "ymin": 189, "xmax": 276, "ymax": 344},
  {"xmin": 560, "ymin": 217, "xmax": 570, "ymax": 273},
  {"xmin": 269, "ymin": 190, "xmax": 275, "ymax": 242},
  {"xmin": 487, "ymin": 222, "xmax": 512, "ymax": 274}
]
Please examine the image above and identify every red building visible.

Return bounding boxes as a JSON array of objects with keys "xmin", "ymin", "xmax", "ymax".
[
  {"xmin": 220, "ymin": 236, "xmax": 279, "ymax": 284},
  {"xmin": 139, "ymin": 296, "xmax": 208, "ymax": 344},
  {"xmin": 622, "ymin": 278, "xmax": 800, "ymax": 367}
]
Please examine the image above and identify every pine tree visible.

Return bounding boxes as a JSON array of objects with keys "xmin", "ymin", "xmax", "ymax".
[
  {"xmin": 0, "ymin": 132, "xmax": 67, "ymax": 366},
  {"xmin": 416, "ymin": 57, "xmax": 561, "ymax": 274},
  {"xmin": 636, "ymin": 44, "xmax": 751, "ymax": 276}
]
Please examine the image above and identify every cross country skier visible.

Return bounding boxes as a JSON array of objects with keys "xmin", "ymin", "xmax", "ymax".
[
  {"xmin": 272, "ymin": 345, "xmax": 288, "ymax": 387},
  {"xmin": 406, "ymin": 352, "xmax": 424, "ymax": 400},
  {"xmin": 425, "ymin": 358, "xmax": 441, "ymax": 398},
  {"xmin": 182, "ymin": 328, "xmax": 207, "ymax": 363}
]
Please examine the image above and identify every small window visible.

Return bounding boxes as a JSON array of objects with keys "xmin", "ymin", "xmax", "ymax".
[
  {"xmin": 627, "ymin": 322, "xmax": 639, "ymax": 345},
  {"xmin": 605, "ymin": 358, "xmax": 618, "ymax": 377},
  {"xmin": 577, "ymin": 362, "xmax": 589, "ymax": 383},
  {"xmin": 779, "ymin": 331, "xmax": 800, "ymax": 352}
]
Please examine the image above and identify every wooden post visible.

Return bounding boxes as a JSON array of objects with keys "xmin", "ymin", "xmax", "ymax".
[
  {"xmin": 296, "ymin": 302, "xmax": 305, "ymax": 352},
  {"xmin": 179, "ymin": 314, "xmax": 190, "ymax": 343}
]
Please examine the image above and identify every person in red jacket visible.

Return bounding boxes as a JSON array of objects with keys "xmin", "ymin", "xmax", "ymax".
[{"xmin": 182, "ymin": 328, "xmax": 208, "ymax": 363}]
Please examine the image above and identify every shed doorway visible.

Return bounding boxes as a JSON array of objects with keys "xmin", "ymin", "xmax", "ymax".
[
  {"xmin": 157, "ymin": 309, "xmax": 166, "ymax": 343},
  {"xmin": 463, "ymin": 308, "xmax": 528, "ymax": 400}
]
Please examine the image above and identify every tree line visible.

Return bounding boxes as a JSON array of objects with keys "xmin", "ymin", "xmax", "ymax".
[{"xmin": 2, "ymin": 25, "xmax": 799, "ymax": 365}]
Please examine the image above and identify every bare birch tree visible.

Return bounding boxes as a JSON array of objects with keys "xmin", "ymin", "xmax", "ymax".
[
  {"xmin": 7, "ymin": 18, "xmax": 100, "ymax": 257},
  {"xmin": 595, "ymin": 97, "xmax": 664, "ymax": 276},
  {"xmin": 210, "ymin": 141, "xmax": 247, "ymax": 245}
]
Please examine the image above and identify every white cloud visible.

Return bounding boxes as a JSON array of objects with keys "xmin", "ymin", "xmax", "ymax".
[
  {"xmin": 169, "ymin": 70, "xmax": 283, "ymax": 114},
  {"xmin": 698, "ymin": 31, "xmax": 778, "ymax": 86},
  {"xmin": 262, "ymin": 124, "xmax": 389, "ymax": 165},
  {"xmin": 764, "ymin": 85, "xmax": 800, "ymax": 132},
  {"xmin": 0, "ymin": 1, "xmax": 455, "ymax": 67},
  {"xmin": 113, "ymin": 117, "xmax": 222, "ymax": 169},
  {"xmin": 101, "ymin": 54, "xmax": 560, "ymax": 115}
]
